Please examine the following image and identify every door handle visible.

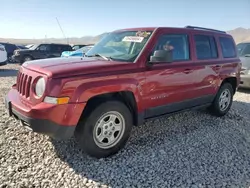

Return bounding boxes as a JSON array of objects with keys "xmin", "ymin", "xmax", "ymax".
[{"xmin": 183, "ymin": 69, "xmax": 192, "ymax": 74}]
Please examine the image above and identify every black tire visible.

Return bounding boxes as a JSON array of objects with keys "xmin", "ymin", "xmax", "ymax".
[
  {"xmin": 76, "ymin": 100, "xmax": 133, "ymax": 158},
  {"xmin": 209, "ymin": 83, "xmax": 234, "ymax": 117}
]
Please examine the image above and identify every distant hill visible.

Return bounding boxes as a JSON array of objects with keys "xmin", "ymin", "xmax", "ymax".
[
  {"xmin": 0, "ymin": 27, "xmax": 250, "ymax": 46},
  {"xmin": 227, "ymin": 27, "xmax": 250, "ymax": 44},
  {"xmin": 0, "ymin": 33, "xmax": 109, "ymax": 46}
]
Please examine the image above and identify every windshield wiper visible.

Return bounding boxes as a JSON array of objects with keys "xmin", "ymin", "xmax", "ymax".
[{"xmin": 86, "ymin": 54, "xmax": 112, "ymax": 61}]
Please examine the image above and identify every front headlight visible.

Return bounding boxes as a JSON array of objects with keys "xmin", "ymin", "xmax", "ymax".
[{"xmin": 35, "ymin": 77, "xmax": 45, "ymax": 98}]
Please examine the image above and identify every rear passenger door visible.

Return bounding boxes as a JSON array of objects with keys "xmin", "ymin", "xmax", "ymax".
[{"xmin": 193, "ymin": 34, "xmax": 221, "ymax": 97}]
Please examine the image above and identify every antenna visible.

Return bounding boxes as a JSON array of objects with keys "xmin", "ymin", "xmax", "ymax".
[{"xmin": 56, "ymin": 17, "xmax": 69, "ymax": 44}]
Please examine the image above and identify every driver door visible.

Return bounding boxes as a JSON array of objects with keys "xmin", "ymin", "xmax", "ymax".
[{"xmin": 143, "ymin": 31, "xmax": 201, "ymax": 118}]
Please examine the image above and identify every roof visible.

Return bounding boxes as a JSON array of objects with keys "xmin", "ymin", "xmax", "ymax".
[{"xmin": 113, "ymin": 25, "xmax": 229, "ymax": 35}]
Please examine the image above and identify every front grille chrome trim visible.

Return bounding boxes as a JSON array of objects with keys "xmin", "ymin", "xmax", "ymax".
[{"xmin": 16, "ymin": 71, "xmax": 33, "ymax": 98}]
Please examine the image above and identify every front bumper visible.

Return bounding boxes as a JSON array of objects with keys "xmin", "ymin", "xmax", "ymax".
[
  {"xmin": 5, "ymin": 100, "xmax": 75, "ymax": 140},
  {"xmin": 239, "ymin": 75, "xmax": 250, "ymax": 89},
  {"xmin": 5, "ymin": 89, "xmax": 86, "ymax": 140}
]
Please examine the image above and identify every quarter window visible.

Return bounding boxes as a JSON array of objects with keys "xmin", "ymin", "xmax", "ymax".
[
  {"xmin": 194, "ymin": 35, "xmax": 218, "ymax": 59},
  {"xmin": 152, "ymin": 34, "xmax": 190, "ymax": 61},
  {"xmin": 219, "ymin": 37, "xmax": 236, "ymax": 58}
]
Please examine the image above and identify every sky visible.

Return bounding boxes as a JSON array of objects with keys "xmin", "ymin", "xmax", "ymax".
[{"xmin": 1, "ymin": 0, "xmax": 250, "ymax": 39}]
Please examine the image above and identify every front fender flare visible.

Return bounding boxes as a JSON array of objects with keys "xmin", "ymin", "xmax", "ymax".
[{"xmin": 70, "ymin": 78, "xmax": 143, "ymax": 110}]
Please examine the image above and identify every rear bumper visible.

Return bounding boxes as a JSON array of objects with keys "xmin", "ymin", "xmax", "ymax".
[
  {"xmin": 239, "ymin": 75, "xmax": 250, "ymax": 89},
  {"xmin": 5, "ymin": 88, "xmax": 86, "ymax": 140}
]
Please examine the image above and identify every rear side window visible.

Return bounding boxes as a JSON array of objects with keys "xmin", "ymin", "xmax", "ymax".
[
  {"xmin": 219, "ymin": 37, "xmax": 236, "ymax": 58},
  {"xmin": 194, "ymin": 35, "xmax": 218, "ymax": 59}
]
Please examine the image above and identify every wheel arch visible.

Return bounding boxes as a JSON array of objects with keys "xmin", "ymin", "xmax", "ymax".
[
  {"xmin": 220, "ymin": 77, "xmax": 237, "ymax": 94},
  {"xmin": 77, "ymin": 90, "xmax": 139, "ymax": 128}
]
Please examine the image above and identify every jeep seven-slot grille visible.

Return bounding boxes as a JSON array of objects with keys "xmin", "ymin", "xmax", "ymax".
[{"xmin": 16, "ymin": 72, "xmax": 32, "ymax": 98}]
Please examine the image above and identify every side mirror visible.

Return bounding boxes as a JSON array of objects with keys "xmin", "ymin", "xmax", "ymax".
[{"xmin": 147, "ymin": 50, "xmax": 173, "ymax": 66}]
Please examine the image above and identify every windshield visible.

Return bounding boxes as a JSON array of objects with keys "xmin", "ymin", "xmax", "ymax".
[
  {"xmin": 30, "ymin": 44, "xmax": 39, "ymax": 50},
  {"xmin": 236, "ymin": 43, "xmax": 247, "ymax": 56},
  {"xmin": 85, "ymin": 31, "xmax": 152, "ymax": 62},
  {"xmin": 72, "ymin": 46, "xmax": 80, "ymax": 51},
  {"xmin": 77, "ymin": 46, "xmax": 93, "ymax": 53},
  {"xmin": 25, "ymin": 44, "xmax": 34, "ymax": 49}
]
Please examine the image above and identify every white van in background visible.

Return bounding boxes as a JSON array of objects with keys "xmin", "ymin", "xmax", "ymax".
[{"xmin": 0, "ymin": 44, "xmax": 7, "ymax": 66}]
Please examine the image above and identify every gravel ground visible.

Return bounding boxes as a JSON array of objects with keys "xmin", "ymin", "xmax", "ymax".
[{"xmin": 1, "ymin": 64, "xmax": 250, "ymax": 188}]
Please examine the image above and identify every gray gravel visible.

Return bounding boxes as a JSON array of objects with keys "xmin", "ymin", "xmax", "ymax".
[{"xmin": 1, "ymin": 64, "xmax": 250, "ymax": 188}]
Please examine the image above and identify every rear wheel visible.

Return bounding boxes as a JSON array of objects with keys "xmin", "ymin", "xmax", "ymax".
[
  {"xmin": 209, "ymin": 83, "xmax": 234, "ymax": 117},
  {"xmin": 76, "ymin": 101, "xmax": 133, "ymax": 158}
]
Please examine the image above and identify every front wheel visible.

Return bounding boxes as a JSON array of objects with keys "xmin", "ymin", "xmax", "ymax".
[
  {"xmin": 209, "ymin": 83, "xmax": 234, "ymax": 117},
  {"xmin": 76, "ymin": 101, "xmax": 133, "ymax": 158}
]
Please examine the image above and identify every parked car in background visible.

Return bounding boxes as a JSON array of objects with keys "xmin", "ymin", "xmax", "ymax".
[
  {"xmin": 0, "ymin": 42, "xmax": 18, "ymax": 59},
  {"xmin": 72, "ymin": 44, "xmax": 88, "ymax": 51},
  {"xmin": 12, "ymin": 43, "xmax": 73, "ymax": 64},
  {"xmin": 237, "ymin": 42, "xmax": 250, "ymax": 57},
  {"xmin": 237, "ymin": 42, "xmax": 250, "ymax": 89},
  {"xmin": 25, "ymin": 44, "xmax": 34, "ymax": 49},
  {"xmin": 5, "ymin": 26, "xmax": 241, "ymax": 158},
  {"xmin": 0, "ymin": 44, "xmax": 7, "ymax": 66},
  {"xmin": 61, "ymin": 45, "xmax": 94, "ymax": 57},
  {"xmin": 17, "ymin": 45, "xmax": 28, "ymax": 50}
]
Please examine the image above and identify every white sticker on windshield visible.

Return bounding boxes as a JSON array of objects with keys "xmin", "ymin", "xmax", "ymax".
[{"xmin": 122, "ymin": 36, "xmax": 144, "ymax": 43}]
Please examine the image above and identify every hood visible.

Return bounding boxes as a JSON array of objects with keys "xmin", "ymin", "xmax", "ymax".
[
  {"xmin": 17, "ymin": 49, "xmax": 34, "ymax": 53},
  {"xmin": 22, "ymin": 56, "xmax": 131, "ymax": 78}
]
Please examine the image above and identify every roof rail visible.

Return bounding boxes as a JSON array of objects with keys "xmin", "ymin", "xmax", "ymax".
[{"xmin": 185, "ymin": 25, "xmax": 226, "ymax": 33}]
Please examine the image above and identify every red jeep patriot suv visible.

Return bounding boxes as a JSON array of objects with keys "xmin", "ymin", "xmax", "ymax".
[{"xmin": 5, "ymin": 26, "xmax": 241, "ymax": 158}]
